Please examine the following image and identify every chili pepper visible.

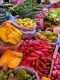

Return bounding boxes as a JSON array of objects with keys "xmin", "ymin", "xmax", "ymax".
[
  {"xmin": 38, "ymin": 67, "xmax": 44, "ymax": 72},
  {"xmin": 29, "ymin": 47, "xmax": 35, "ymax": 53},
  {"xmin": 31, "ymin": 61, "xmax": 35, "ymax": 68},
  {"xmin": 43, "ymin": 52, "xmax": 49, "ymax": 57},
  {"xmin": 21, "ymin": 60, "xmax": 30, "ymax": 67},
  {"xmin": 39, "ymin": 61, "xmax": 46, "ymax": 69},
  {"xmin": 35, "ymin": 51, "xmax": 41, "ymax": 56},
  {"xmin": 30, "ymin": 53, "xmax": 39, "ymax": 57},
  {"xmin": 37, "ymin": 70, "xmax": 45, "ymax": 77},
  {"xmin": 35, "ymin": 60, "xmax": 40, "ymax": 70},
  {"xmin": 34, "ymin": 46, "xmax": 43, "ymax": 50},
  {"xmin": 27, "ymin": 56, "xmax": 39, "ymax": 61},
  {"xmin": 40, "ymin": 56, "xmax": 47, "ymax": 63},
  {"xmin": 45, "ymin": 69, "xmax": 49, "ymax": 74},
  {"xmin": 44, "ymin": 45, "xmax": 52, "ymax": 49}
]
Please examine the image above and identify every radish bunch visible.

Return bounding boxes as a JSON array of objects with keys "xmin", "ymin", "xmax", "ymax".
[{"xmin": 51, "ymin": 53, "xmax": 60, "ymax": 80}]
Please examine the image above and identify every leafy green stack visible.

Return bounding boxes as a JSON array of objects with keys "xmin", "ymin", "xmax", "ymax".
[
  {"xmin": 10, "ymin": 0, "xmax": 40, "ymax": 19},
  {"xmin": 44, "ymin": 8, "xmax": 60, "ymax": 27}
]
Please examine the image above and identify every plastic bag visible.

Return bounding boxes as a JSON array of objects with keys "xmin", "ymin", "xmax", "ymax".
[
  {"xmin": 11, "ymin": 21, "xmax": 36, "ymax": 31},
  {"xmin": 15, "ymin": 66, "xmax": 40, "ymax": 80},
  {"xmin": 22, "ymin": 30, "xmax": 36, "ymax": 39}
]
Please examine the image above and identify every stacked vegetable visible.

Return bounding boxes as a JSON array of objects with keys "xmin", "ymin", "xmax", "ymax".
[
  {"xmin": 0, "ymin": 21, "xmax": 22, "ymax": 45},
  {"xmin": 0, "ymin": 67, "xmax": 37, "ymax": 80},
  {"xmin": 10, "ymin": 0, "xmax": 40, "ymax": 18},
  {"xmin": 44, "ymin": 8, "xmax": 60, "ymax": 27},
  {"xmin": 19, "ymin": 39, "xmax": 55, "ymax": 77},
  {"xmin": 14, "ymin": 18, "xmax": 35, "ymax": 29},
  {"xmin": 51, "ymin": 53, "xmax": 60, "ymax": 80},
  {"xmin": 37, "ymin": 30, "xmax": 58, "ymax": 43}
]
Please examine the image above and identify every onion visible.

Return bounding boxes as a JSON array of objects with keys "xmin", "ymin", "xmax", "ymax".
[
  {"xmin": 52, "ymin": 70, "xmax": 57, "ymax": 76},
  {"xmin": 57, "ymin": 71, "xmax": 60, "ymax": 76},
  {"xmin": 53, "ymin": 66, "xmax": 56, "ymax": 70},
  {"xmin": 58, "ymin": 60, "xmax": 60, "ymax": 65},
  {"xmin": 51, "ymin": 52, "xmax": 60, "ymax": 80},
  {"xmin": 56, "ymin": 65, "xmax": 60, "ymax": 70},
  {"xmin": 55, "ymin": 60, "xmax": 59, "ymax": 65},
  {"xmin": 58, "ymin": 76, "xmax": 60, "ymax": 80}
]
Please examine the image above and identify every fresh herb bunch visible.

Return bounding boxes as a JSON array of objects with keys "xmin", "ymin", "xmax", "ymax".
[
  {"xmin": 44, "ymin": 8, "xmax": 60, "ymax": 27},
  {"xmin": 10, "ymin": 0, "xmax": 40, "ymax": 19}
]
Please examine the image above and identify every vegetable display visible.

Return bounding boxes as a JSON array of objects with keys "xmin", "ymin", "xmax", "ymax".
[
  {"xmin": 0, "ymin": 66, "xmax": 39, "ymax": 80},
  {"xmin": 14, "ymin": 18, "xmax": 36, "ymax": 29},
  {"xmin": 37, "ymin": 30, "xmax": 58, "ymax": 43},
  {"xmin": 0, "ymin": 21, "xmax": 22, "ymax": 44},
  {"xmin": 48, "ymin": 8, "xmax": 60, "ymax": 22},
  {"xmin": 0, "ymin": 2, "xmax": 60, "ymax": 80},
  {"xmin": 51, "ymin": 53, "xmax": 60, "ymax": 80},
  {"xmin": 19, "ymin": 39, "xmax": 55, "ymax": 77},
  {"xmin": 10, "ymin": 0, "xmax": 40, "ymax": 19},
  {"xmin": 44, "ymin": 8, "xmax": 60, "ymax": 29}
]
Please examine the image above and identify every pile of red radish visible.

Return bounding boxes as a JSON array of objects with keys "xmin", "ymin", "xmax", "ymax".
[
  {"xmin": 51, "ymin": 53, "xmax": 60, "ymax": 80},
  {"xmin": 19, "ymin": 39, "xmax": 55, "ymax": 77}
]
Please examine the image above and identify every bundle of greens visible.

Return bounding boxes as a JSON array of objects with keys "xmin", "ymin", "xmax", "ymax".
[
  {"xmin": 44, "ymin": 8, "xmax": 60, "ymax": 27},
  {"xmin": 10, "ymin": 0, "xmax": 40, "ymax": 19},
  {"xmin": 47, "ymin": 8, "xmax": 60, "ymax": 24}
]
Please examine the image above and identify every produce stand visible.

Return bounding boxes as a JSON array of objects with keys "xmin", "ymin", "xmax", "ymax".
[{"xmin": 0, "ymin": 0, "xmax": 60, "ymax": 80}]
